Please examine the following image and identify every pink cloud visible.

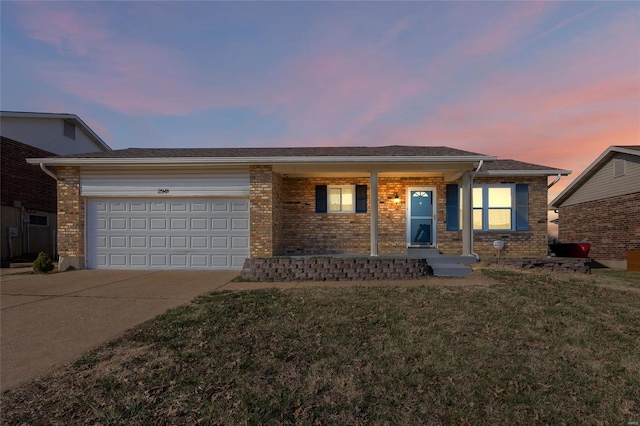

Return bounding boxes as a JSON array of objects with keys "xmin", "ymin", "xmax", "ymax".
[{"xmin": 460, "ymin": 2, "xmax": 552, "ymax": 56}]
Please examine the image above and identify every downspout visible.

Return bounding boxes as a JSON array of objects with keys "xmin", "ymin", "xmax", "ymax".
[
  {"xmin": 547, "ymin": 173, "xmax": 561, "ymax": 189},
  {"xmin": 40, "ymin": 163, "xmax": 59, "ymax": 181},
  {"xmin": 469, "ymin": 160, "xmax": 483, "ymax": 260}
]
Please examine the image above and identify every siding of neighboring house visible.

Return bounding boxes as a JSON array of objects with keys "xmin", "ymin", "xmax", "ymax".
[
  {"xmin": 562, "ymin": 153, "xmax": 640, "ymax": 206},
  {"xmin": 0, "ymin": 117, "xmax": 104, "ymax": 155},
  {"xmin": 555, "ymin": 152, "xmax": 640, "ymax": 266},
  {"xmin": 1, "ymin": 137, "xmax": 58, "ymax": 259}
]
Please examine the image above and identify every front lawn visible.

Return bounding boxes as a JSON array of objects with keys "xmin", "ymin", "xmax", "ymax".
[{"xmin": 3, "ymin": 267, "xmax": 639, "ymax": 425}]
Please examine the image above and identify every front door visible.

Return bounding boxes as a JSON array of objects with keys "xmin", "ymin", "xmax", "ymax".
[{"xmin": 407, "ymin": 188, "xmax": 436, "ymax": 247}]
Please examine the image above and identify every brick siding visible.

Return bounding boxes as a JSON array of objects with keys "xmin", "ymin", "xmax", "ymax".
[
  {"xmin": 260, "ymin": 174, "xmax": 549, "ymax": 259},
  {"xmin": 57, "ymin": 167, "xmax": 85, "ymax": 258},
  {"xmin": 441, "ymin": 176, "xmax": 550, "ymax": 259},
  {"xmin": 1, "ymin": 137, "xmax": 57, "ymax": 212},
  {"xmin": 558, "ymin": 192, "xmax": 640, "ymax": 261},
  {"xmin": 249, "ymin": 166, "xmax": 277, "ymax": 257}
]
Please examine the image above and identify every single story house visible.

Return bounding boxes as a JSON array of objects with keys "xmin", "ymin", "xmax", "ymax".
[
  {"xmin": 28, "ymin": 146, "xmax": 570, "ymax": 272},
  {"xmin": 550, "ymin": 145, "xmax": 640, "ymax": 269},
  {"xmin": 1, "ymin": 111, "xmax": 111, "ymax": 261}
]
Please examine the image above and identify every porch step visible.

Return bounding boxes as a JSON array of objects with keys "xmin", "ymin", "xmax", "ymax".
[
  {"xmin": 406, "ymin": 248, "xmax": 442, "ymax": 258},
  {"xmin": 429, "ymin": 263, "xmax": 473, "ymax": 278},
  {"xmin": 407, "ymin": 248, "xmax": 476, "ymax": 277}
]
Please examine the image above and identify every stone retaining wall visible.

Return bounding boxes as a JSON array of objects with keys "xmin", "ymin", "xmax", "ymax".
[
  {"xmin": 241, "ymin": 257, "xmax": 431, "ymax": 282},
  {"xmin": 486, "ymin": 258, "xmax": 592, "ymax": 273}
]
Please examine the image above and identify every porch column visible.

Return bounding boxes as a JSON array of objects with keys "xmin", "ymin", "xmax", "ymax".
[
  {"xmin": 461, "ymin": 171, "xmax": 473, "ymax": 256},
  {"xmin": 370, "ymin": 171, "xmax": 379, "ymax": 256}
]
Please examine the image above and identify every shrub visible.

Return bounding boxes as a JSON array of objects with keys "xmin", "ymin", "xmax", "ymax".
[{"xmin": 33, "ymin": 252, "xmax": 54, "ymax": 273}]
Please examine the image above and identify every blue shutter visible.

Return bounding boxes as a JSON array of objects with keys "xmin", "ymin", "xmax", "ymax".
[
  {"xmin": 355, "ymin": 185, "xmax": 367, "ymax": 213},
  {"xmin": 446, "ymin": 184, "xmax": 459, "ymax": 231},
  {"xmin": 315, "ymin": 185, "xmax": 327, "ymax": 213},
  {"xmin": 515, "ymin": 184, "xmax": 529, "ymax": 231}
]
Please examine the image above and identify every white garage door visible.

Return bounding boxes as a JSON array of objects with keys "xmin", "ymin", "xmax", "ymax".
[{"xmin": 86, "ymin": 198, "xmax": 249, "ymax": 269}]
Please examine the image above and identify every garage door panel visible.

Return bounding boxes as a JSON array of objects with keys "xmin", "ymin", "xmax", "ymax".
[
  {"xmin": 150, "ymin": 202, "xmax": 168, "ymax": 212},
  {"xmin": 110, "ymin": 218, "xmax": 127, "ymax": 230},
  {"xmin": 190, "ymin": 218, "xmax": 208, "ymax": 230},
  {"xmin": 130, "ymin": 236, "xmax": 147, "ymax": 248},
  {"xmin": 232, "ymin": 236, "xmax": 249, "ymax": 249},
  {"xmin": 170, "ymin": 236, "xmax": 187, "ymax": 248},
  {"xmin": 211, "ymin": 218, "xmax": 228, "ymax": 230},
  {"xmin": 150, "ymin": 236, "xmax": 167, "ymax": 248},
  {"xmin": 232, "ymin": 218, "xmax": 249, "ymax": 230},
  {"xmin": 170, "ymin": 202, "xmax": 188, "ymax": 212},
  {"xmin": 110, "ymin": 254, "xmax": 127, "ymax": 266},
  {"xmin": 87, "ymin": 198, "xmax": 248, "ymax": 269},
  {"xmin": 150, "ymin": 218, "xmax": 167, "ymax": 230},
  {"xmin": 190, "ymin": 236, "xmax": 208, "ymax": 249},
  {"xmin": 130, "ymin": 254, "xmax": 148, "ymax": 267},
  {"xmin": 110, "ymin": 202, "xmax": 127, "ymax": 212},
  {"xmin": 130, "ymin": 218, "xmax": 147, "ymax": 230}
]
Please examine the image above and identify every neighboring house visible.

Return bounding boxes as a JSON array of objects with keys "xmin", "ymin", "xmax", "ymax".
[
  {"xmin": 28, "ymin": 146, "xmax": 569, "ymax": 271},
  {"xmin": 1, "ymin": 112, "xmax": 111, "ymax": 261},
  {"xmin": 550, "ymin": 145, "xmax": 640, "ymax": 269}
]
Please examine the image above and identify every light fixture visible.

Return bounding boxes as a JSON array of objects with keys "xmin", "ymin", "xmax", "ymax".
[{"xmin": 393, "ymin": 192, "xmax": 400, "ymax": 204}]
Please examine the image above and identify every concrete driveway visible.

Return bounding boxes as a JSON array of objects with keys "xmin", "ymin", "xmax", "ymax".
[{"xmin": 1, "ymin": 269, "xmax": 238, "ymax": 392}]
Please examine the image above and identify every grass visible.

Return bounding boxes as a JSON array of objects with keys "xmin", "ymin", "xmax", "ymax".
[{"xmin": 2, "ymin": 267, "xmax": 639, "ymax": 425}]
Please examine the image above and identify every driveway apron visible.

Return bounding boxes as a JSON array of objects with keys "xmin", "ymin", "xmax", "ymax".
[{"xmin": 1, "ymin": 269, "xmax": 237, "ymax": 391}]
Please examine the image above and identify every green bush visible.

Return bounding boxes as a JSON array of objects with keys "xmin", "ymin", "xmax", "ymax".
[{"xmin": 33, "ymin": 252, "xmax": 54, "ymax": 273}]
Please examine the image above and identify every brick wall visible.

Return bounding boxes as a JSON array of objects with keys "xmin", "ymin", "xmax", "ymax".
[
  {"xmin": 1, "ymin": 137, "xmax": 57, "ymax": 212},
  {"xmin": 249, "ymin": 166, "xmax": 276, "ymax": 257},
  {"xmin": 275, "ymin": 175, "xmax": 548, "ymax": 259},
  {"xmin": 279, "ymin": 177, "xmax": 371, "ymax": 255},
  {"xmin": 57, "ymin": 167, "xmax": 85, "ymax": 258},
  {"xmin": 558, "ymin": 192, "xmax": 640, "ymax": 261},
  {"xmin": 474, "ymin": 175, "xmax": 548, "ymax": 259}
]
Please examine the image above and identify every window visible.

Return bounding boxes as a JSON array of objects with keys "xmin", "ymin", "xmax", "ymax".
[
  {"xmin": 63, "ymin": 120, "xmax": 76, "ymax": 139},
  {"xmin": 459, "ymin": 185, "xmax": 515, "ymax": 231},
  {"xmin": 328, "ymin": 185, "xmax": 355, "ymax": 213},
  {"xmin": 29, "ymin": 214, "xmax": 49, "ymax": 226}
]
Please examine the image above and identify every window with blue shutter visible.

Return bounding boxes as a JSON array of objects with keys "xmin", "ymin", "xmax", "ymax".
[
  {"xmin": 446, "ymin": 184, "xmax": 460, "ymax": 231},
  {"xmin": 355, "ymin": 185, "xmax": 367, "ymax": 213},
  {"xmin": 315, "ymin": 185, "xmax": 327, "ymax": 213},
  {"xmin": 515, "ymin": 184, "xmax": 529, "ymax": 231}
]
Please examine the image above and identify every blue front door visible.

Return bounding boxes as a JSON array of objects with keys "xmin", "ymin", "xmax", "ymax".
[{"xmin": 408, "ymin": 189, "xmax": 434, "ymax": 246}]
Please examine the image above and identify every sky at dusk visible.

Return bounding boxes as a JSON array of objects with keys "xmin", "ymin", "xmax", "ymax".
[{"xmin": 1, "ymin": 1, "xmax": 639, "ymax": 201}]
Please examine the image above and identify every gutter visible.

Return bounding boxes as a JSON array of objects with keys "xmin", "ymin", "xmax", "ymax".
[
  {"xmin": 40, "ymin": 163, "xmax": 59, "ymax": 181},
  {"xmin": 547, "ymin": 173, "xmax": 562, "ymax": 189},
  {"xmin": 27, "ymin": 155, "xmax": 498, "ymax": 167}
]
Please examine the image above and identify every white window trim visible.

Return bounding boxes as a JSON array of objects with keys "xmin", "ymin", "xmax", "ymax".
[
  {"xmin": 460, "ymin": 184, "xmax": 516, "ymax": 231},
  {"xmin": 328, "ymin": 185, "xmax": 356, "ymax": 213}
]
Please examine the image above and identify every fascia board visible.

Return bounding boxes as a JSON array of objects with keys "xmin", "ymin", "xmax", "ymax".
[{"xmin": 27, "ymin": 155, "xmax": 497, "ymax": 166}]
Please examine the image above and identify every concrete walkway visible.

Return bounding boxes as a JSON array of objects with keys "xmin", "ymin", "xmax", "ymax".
[
  {"xmin": 1, "ymin": 269, "xmax": 238, "ymax": 391},
  {"xmin": 1, "ymin": 268, "xmax": 495, "ymax": 392}
]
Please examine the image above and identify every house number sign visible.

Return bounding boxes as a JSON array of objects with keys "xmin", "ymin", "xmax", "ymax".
[{"xmin": 157, "ymin": 188, "xmax": 170, "ymax": 194}]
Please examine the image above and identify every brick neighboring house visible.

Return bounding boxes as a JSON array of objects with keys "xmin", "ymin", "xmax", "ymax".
[
  {"xmin": 1, "ymin": 112, "xmax": 111, "ymax": 261},
  {"xmin": 28, "ymin": 146, "xmax": 570, "ymax": 272},
  {"xmin": 550, "ymin": 145, "xmax": 640, "ymax": 269}
]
